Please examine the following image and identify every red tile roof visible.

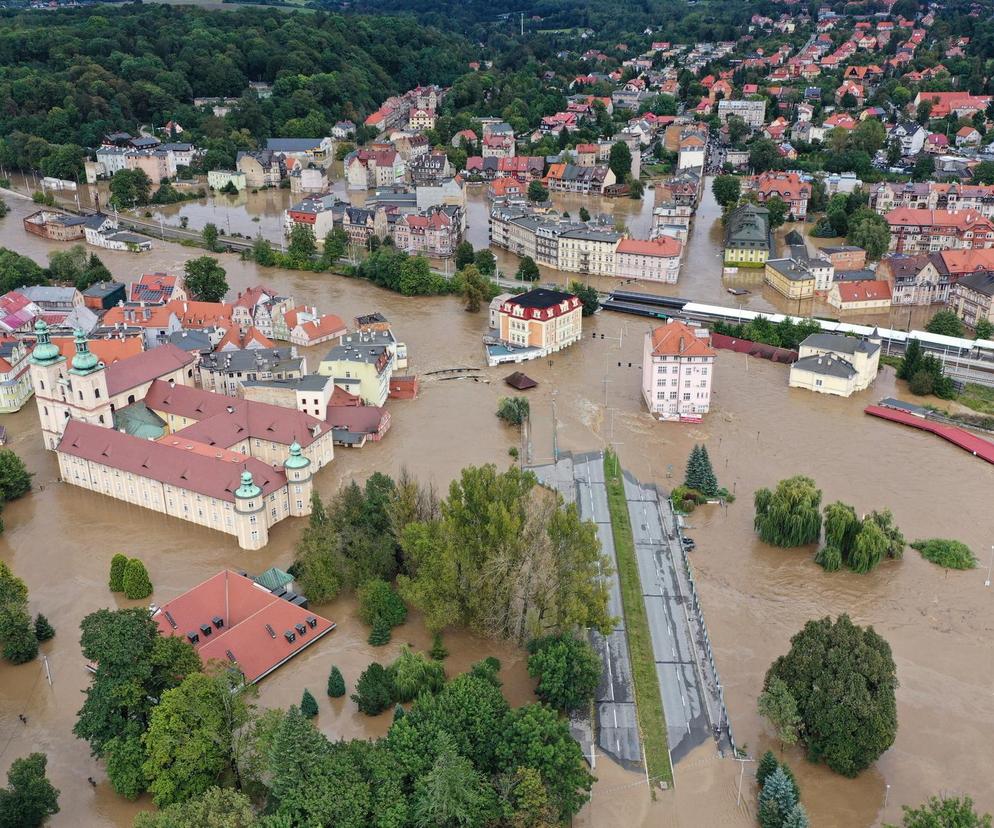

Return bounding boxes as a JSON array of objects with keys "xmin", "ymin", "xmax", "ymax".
[
  {"xmin": 58, "ymin": 420, "xmax": 286, "ymax": 502},
  {"xmin": 649, "ymin": 321, "xmax": 717, "ymax": 357},
  {"xmin": 146, "ymin": 380, "xmax": 328, "ymax": 449},
  {"xmin": 834, "ymin": 280, "xmax": 892, "ymax": 302},
  {"xmin": 129, "ymin": 273, "xmax": 181, "ymax": 304},
  {"xmin": 885, "ymin": 208, "xmax": 994, "ymax": 232},
  {"xmin": 52, "ymin": 335, "xmax": 144, "ymax": 365},
  {"xmin": 104, "ymin": 344, "xmax": 197, "ymax": 396},
  {"xmin": 295, "ymin": 315, "xmax": 347, "ymax": 343},
  {"xmin": 152, "ymin": 570, "xmax": 335, "ymax": 684},
  {"xmin": 616, "ymin": 236, "xmax": 683, "ymax": 257}
]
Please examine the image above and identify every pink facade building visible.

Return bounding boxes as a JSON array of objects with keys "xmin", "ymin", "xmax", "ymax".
[
  {"xmin": 642, "ymin": 320, "xmax": 716, "ymax": 421},
  {"xmin": 614, "ymin": 236, "xmax": 683, "ymax": 283}
]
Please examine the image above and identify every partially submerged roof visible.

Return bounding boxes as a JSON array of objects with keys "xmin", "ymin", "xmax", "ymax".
[{"xmin": 504, "ymin": 372, "xmax": 538, "ymax": 390}]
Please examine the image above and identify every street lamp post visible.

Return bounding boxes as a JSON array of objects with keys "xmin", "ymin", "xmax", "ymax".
[{"xmin": 986, "ymin": 545, "xmax": 993, "ymax": 588}]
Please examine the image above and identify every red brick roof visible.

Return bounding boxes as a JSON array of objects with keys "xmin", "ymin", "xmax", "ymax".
[
  {"xmin": 152, "ymin": 570, "xmax": 335, "ymax": 684},
  {"xmin": 295, "ymin": 314, "xmax": 347, "ymax": 343},
  {"xmin": 129, "ymin": 273, "xmax": 180, "ymax": 304},
  {"xmin": 58, "ymin": 420, "xmax": 286, "ymax": 503},
  {"xmin": 885, "ymin": 208, "xmax": 994, "ymax": 232},
  {"xmin": 52, "ymin": 335, "xmax": 144, "ymax": 365},
  {"xmin": 649, "ymin": 321, "xmax": 716, "ymax": 357},
  {"xmin": 104, "ymin": 344, "xmax": 197, "ymax": 396}
]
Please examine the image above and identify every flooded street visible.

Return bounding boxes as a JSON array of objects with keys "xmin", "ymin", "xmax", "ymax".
[{"xmin": 0, "ymin": 186, "xmax": 992, "ymax": 827}]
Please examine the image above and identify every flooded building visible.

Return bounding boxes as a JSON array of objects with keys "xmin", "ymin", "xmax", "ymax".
[
  {"xmin": 642, "ymin": 320, "xmax": 716, "ymax": 421},
  {"xmin": 788, "ymin": 333, "xmax": 880, "ymax": 397}
]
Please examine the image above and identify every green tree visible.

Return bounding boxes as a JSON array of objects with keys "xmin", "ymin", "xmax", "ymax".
[
  {"xmin": 75, "ymin": 608, "xmax": 201, "ymax": 771},
  {"xmin": 0, "ymin": 561, "xmax": 36, "ymax": 664},
  {"xmin": 712, "ymin": 174, "xmax": 742, "ymax": 209},
  {"xmin": 850, "ymin": 118, "xmax": 886, "ymax": 154},
  {"xmin": 783, "ymin": 804, "xmax": 811, "ymax": 828},
  {"xmin": 293, "ymin": 492, "xmax": 343, "ymax": 603},
  {"xmin": 755, "ymin": 750, "xmax": 779, "ymax": 788},
  {"xmin": 0, "ymin": 753, "xmax": 59, "ymax": 828},
  {"xmin": 527, "ymin": 180, "xmax": 548, "ymax": 203},
  {"xmin": 885, "ymin": 795, "xmax": 992, "ymax": 828},
  {"xmin": 765, "ymin": 195, "xmax": 789, "ymax": 228},
  {"xmin": 368, "ymin": 617, "xmax": 392, "ymax": 646},
  {"xmin": 352, "ymin": 662, "xmax": 395, "ymax": 715},
  {"xmin": 133, "ymin": 787, "xmax": 257, "ymax": 828},
  {"xmin": 847, "ymin": 208, "xmax": 890, "ymax": 261},
  {"xmin": 358, "ymin": 578, "xmax": 407, "ymax": 630},
  {"xmin": 287, "ymin": 224, "xmax": 317, "ymax": 265},
  {"xmin": 108, "ymin": 553, "xmax": 128, "ymax": 592},
  {"xmin": 251, "ymin": 236, "xmax": 276, "ymax": 267},
  {"xmin": 526, "ymin": 635, "xmax": 600, "ymax": 713},
  {"xmin": 925, "ymin": 309, "xmax": 965, "ymax": 337},
  {"xmin": 142, "ymin": 670, "xmax": 253, "ymax": 807},
  {"xmin": 455, "ymin": 241, "xmax": 475, "ymax": 269},
  {"xmin": 608, "ymin": 141, "xmax": 632, "ymax": 181},
  {"xmin": 758, "ymin": 767, "xmax": 797, "ymax": 828},
  {"xmin": 184, "ymin": 256, "xmax": 228, "ymax": 303},
  {"xmin": 816, "ymin": 501, "xmax": 858, "ymax": 572},
  {"xmin": 322, "ymin": 227, "xmax": 347, "ymax": 266},
  {"xmin": 765, "ymin": 615, "xmax": 897, "ymax": 777},
  {"xmin": 412, "ymin": 731, "xmax": 499, "ymax": 828},
  {"xmin": 753, "ymin": 476, "xmax": 823, "ymax": 547},
  {"xmin": 77, "ymin": 254, "xmax": 113, "ymax": 291},
  {"xmin": 898, "ymin": 338, "xmax": 923, "ymax": 380},
  {"xmin": 568, "ymin": 281, "xmax": 599, "ymax": 316},
  {"xmin": 749, "ymin": 138, "xmax": 781, "ymax": 173},
  {"xmin": 109, "ymin": 169, "xmax": 151, "ymax": 208},
  {"xmin": 0, "ymin": 449, "xmax": 31, "ymax": 501},
  {"xmin": 460, "ymin": 264, "xmax": 493, "ymax": 313},
  {"xmin": 399, "ymin": 255, "xmax": 445, "ymax": 296},
  {"xmin": 972, "ymin": 161, "xmax": 994, "ymax": 185},
  {"xmin": 391, "ymin": 646, "xmax": 446, "ymax": 703},
  {"xmin": 515, "ymin": 256, "xmax": 540, "ymax": 281},
  {"xmin": 911, "ymin": 538, "xmax": 977, "ymax": 570},
  {"xmin": 33, "ymin": 613, "xmax": 54, "ymax": 641},
  {"xmin": 202, "ymin": 223, "xmax": 219, "ymax": 252},
  {"xmin": 122, "ymin": 558, "xmax": 153, "ymax": 600},
  {"xmin": 47, "ymin": 244, "xmax": 88, "ymax": 284},
  {"xmin": 496, "ymin": 703, "xmax": 593, "ymax": 821},
  {"xmin": 301, "ymin": 688, "xmax": 319, "ymax": 719},
  {"xmin": 474, "ymin": 249, "xmax": 496, "ymax": 276},
  {"xmin": 911, "ymin": 155, "xmax": 935, "ymax": 182},
  {"xmin": 497, "ymin": 397, "xmax": 530, "ymax": 427},
  {"xmin": 975, "ymin": 319, "xmax": 994, "ymax": 339},
  {"xmin": 758, "ymin": 674, "xmax": 801, "ymax": 747},
  {"xmin": 327, "ymin": 666, "xmax": 346, "ymax": 698},
  {"xmin": 578, "ymin": 207, "xmax": 591, "ymax": 222},
  {"xmin": 684, "ymin": 444, "xmax": 719, "ymax": 497}
]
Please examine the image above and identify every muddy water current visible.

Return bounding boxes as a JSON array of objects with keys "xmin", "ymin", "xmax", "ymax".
[{"xmin": 0, "ymin": 186, "xmax": 991, "ymax": 826}]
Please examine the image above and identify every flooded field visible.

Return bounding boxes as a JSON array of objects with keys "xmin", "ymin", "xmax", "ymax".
[{"xmin": 0, "ymin": 188, "xmax": 992, "ymax": 826}]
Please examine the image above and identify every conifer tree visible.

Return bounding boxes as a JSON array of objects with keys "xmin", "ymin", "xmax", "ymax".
[
  {"xmin": 393, "ymin": 703, "xmax": 405, "ymax": 722},
  {"xmin": 122, "ymin": 558, "xmax": 153, "ymax": 600},
  {"xmin": 698, "ymin": 446, "xmax": 719, "ymax": 496},
  {"xmin": 33, "ymin": 614, "xmax": 55, "ymax": 641},
  {"xmin": 759, "ymin": 767, "xmax": 798, "ymax": 828},
  {"xmin": 300, "ymin": 689, "xmax": 318, "ymax": 718},
  {"xmin": 327, "ymin": 666, "xmax": 345, "ymax": 698},
  {"xmin": 108, "ymin": 554, "xmax": 128, "ymax": 592},
  {"xmin": 756, "ymin": 750, "xmax": 779, "ymax": 788},
  {"xmin": 368, "ymin": 617, "xmax": 391, "ymax": 646},
  {"xmin": 782, "ymin": 803, "xmax": 810, "ymax": 828}
]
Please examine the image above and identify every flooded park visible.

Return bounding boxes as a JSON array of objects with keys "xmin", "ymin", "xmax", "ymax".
[{"xmin": 0, "ymin": 181, "xmax": 991, "ymax": 826}]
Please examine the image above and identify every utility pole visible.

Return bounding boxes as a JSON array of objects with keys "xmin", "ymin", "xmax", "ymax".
[
  {"xmin": 520, "ymin": 12, "xmax": 524, "ymax": 36},
  {"xmin": 986, "ymin": 545, "xmax": 993, "ymax": 588}
]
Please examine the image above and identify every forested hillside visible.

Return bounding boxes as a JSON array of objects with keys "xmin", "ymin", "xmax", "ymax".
[{"xmin": 0, "ymin": 5, "xmax": 472, "ymax": 176}]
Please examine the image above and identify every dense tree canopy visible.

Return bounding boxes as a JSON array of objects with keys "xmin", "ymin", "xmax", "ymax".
[{"xmin": 764, "ymin": 615, "xmax": 898, "ymax": 777}]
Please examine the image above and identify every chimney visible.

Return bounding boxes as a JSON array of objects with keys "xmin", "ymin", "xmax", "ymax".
[{"xmin": 169, "ymin": 378, "xmax": 175, "ymax": 388}]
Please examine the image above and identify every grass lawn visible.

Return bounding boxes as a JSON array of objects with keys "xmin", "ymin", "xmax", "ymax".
[
  {"xmin": 603, "ymin": 450, "xmax": 673, "ymax": 786},
  {"xmin": 957, "ymin": 383, "xmax": 994, "ymax": 416}
]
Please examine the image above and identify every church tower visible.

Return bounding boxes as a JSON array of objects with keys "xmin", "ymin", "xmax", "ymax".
[
  {"xmin": 234, "ymin": 469, "xmax": 268, "ymax": 550},
  {"xmin": 283, "ymin": 441, "xmax": 313, "ymax": 517},
  {"xmin": 29, "ymin": 323, "xmax": 113, "ymax": 450}
]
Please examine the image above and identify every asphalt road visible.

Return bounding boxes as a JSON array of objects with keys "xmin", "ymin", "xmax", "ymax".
[{"xmin": 532, "ymin": 452, "xmax": 642, "ymax": 768}]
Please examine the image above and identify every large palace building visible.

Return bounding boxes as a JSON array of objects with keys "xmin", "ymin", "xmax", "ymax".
[{"xmin": 29, "ymin": 320, "xmax": 330, "ymax": 549}]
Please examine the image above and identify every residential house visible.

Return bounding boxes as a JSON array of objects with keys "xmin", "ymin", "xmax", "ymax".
[
  {"xmin": 956, "ymin": 126, "xmax": 982, "ymax": 148},
  {"xmin": 544, "ymin": 163, "xmax": 615, "ymax": 195},
  {"xmin": 101, "ymin": 303, "xmax": 182, "ymax": 348},
  {"xmin": 889, "ymin": 122, "xmax": 928, "ymax": 157},
  {"xmin": 716, "ymin": 99, "xmax": 766, "ymax": 128},
  {"xmin": 913, "ymin": 91, "xmax": 992, "ymax": 119},
  {"xmin": 557, "ymin": 227, "xmax": 621, "ymax": 276},
  {"xmin": 284, "ymin": 193, "xmax": 345, "ymax": 241},
  {"xmin": 265, "ymin": 138, "xmax": 332, "ymax": 163},
  {"xmin": 641, "ymin": 321, "xmax": 716, "ymax": 421},
  {"xmin": 331, "ymin": 121, "xmax": 356, "ymax": 140},
  {"xmin": 236, "ymin": 151, "xmax": 285, "ymax": 188},
  {"xmin": 207, "ymin": 170, "xmax": 247, "ymax": 192},
  {"xmin": 788, "ymin": 333, "xmax": 880, "ymax": 397},
  {"xmin": 130, "ymin": 272, "xmax": 186, "ymax": 305},
  {"xmin": 614, "ymin": 236, "xmax": 683, "ymax": 283},
  {"xmin": 289, "ymin": 313, "xmax": 347, "ymax": 347},
  {"xmin": 0, "ymin": 338, "xmax": 34, "ymax": 412},
  {"xmin": 754, "ymin": 171, "xmax": 812, "ymax": 220},
  {"xmin": 821, "ymin": 245, "xmax": 867, "ymax": 271},
  {"xmin": 23, "ymin": 210, "xmax": 87, "ymax": 241},
  {"xmin": 724, "ymin": 203, "xmax": 772, "ymax": 267},
  {"xmin": 951, "ymin": 270, "xmax": 994, "ymax": 328},
  {"xmin": 393, "ymin": 206, "xmax": 462, "ymax": 258},
  {"xmin": 408, "ymin": 152, "xmax": 453, "ymax": 186},
  {"xmin": 488, "ymin": 289, "xmax": 582, "ymax": 366},
  {"xmin": 345, "ymin": 149, "xmax": 406, "ymax": 189},
  {"xmin": 878, "ymin": 254, "xmax": 945, "ymax": 305},
  {"xmin": 827, "ymin": 280, "xmax": 892, "ymax": 311},
  {"xmin": 82, "ymin": 215, "xmax": 152, "ymax": 252},
  {"xmin": 198, "ymin": 347, "xmax": 305, "ymax": 396},
  {"xmin": 407, "ymin": 109, "xmax": 436, "ymax": 131},
  {"xmin": 482, "ymin": 135, "xmax": 515, "ymax": 158},
  {"xmin": 317, "ymin": 330, "xmax": 396, "ymax": 407},
  {"xmin": 884, "ymin": 208, "xmax": 994, "ymax": 253},
  {"xmin": 342, "ymin": 206, "xmax": 389, "ymax": 249},
  {"xmin": 20, "ymin": 286, "xmax": 83, "ymax": 314},
  {"xmin": 82, "ymin": 281, "xmax": 127, "ymax": 311}
]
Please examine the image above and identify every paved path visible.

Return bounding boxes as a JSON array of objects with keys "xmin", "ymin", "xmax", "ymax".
[
  {"xmin": 623, "ymin": 473, "xmax": 732, "ymax": 762},
  {"xmin": 531, "ymin": 452, "xmax": 642, "ymax": 768}
]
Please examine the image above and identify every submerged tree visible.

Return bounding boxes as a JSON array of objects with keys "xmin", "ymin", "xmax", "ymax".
[
  {"xmin": 754, "ymin": 476, "xmax": 822, "ymax": 547},
  {"xmin": 758, "ymin": 675, "xmax": 801, "ymax": 748},
  {"xmin": 684, "ymin": 444, "xmax": 719, "ymax": 497}
]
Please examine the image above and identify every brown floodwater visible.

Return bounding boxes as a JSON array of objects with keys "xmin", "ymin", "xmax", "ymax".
[{"xmin": 1, "ymin": 185, "xmax": 992, "ymax": 827}]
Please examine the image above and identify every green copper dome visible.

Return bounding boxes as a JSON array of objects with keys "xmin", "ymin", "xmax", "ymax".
[
  {"xmin": 29, "ymin": 319, "xmax": 62, "ymax": 365},
  {"xmin": 69, "ymin": 329, "xmax": 100, "ymax": 374},
  {"xmin": 235, "ymin": 469, "xmax": 262, "ymax": 499},
  {"xmin": 283, "ymin": 441, "xmax": 310, "ymax": 470}
]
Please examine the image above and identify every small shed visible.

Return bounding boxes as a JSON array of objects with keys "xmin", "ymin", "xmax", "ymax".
[{"xmin": 504, "ymin": 372, "xmax": 538, "ymax": 390}]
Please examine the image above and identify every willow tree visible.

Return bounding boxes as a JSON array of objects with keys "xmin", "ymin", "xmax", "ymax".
[
  {"xmin": 754, "ymin": 476, "xmax": 823, "ymax": 547},
  {"xmin": 816, "ymin": 502, "xmax": 859, "ymax": 572},
  {"xmin": 846, "ymin": 519, "xmax": 889, "ymax": 574}
]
